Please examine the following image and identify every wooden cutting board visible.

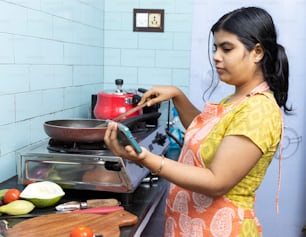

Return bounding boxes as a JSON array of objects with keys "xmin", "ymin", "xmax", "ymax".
[{"xmin": 5, "ymin": 210, "xmax": 138, "ymax": 237}]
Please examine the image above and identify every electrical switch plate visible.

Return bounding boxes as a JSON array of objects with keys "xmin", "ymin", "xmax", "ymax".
[
  {"xmin": 136, "ymin": 13, "xmax": 148, "ymax": 27},
  {"xmin": 133, "ymin": 9, "xmax": 164, "ymax": 32}
]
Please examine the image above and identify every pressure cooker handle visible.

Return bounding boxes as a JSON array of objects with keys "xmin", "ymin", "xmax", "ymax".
[
  {"xmin": 133, "ymin": 88, "xmax": 147, "ymax": 104},
  {"xmin": 132, "ymin": 94, "xmax": 141, "ymax": 104},
  {"xmin": 138, "ymin": 88, "xmax": 147, "ymax": 94}
]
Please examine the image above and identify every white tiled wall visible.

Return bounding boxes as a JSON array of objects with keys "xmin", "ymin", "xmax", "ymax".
[
  {"xmin": 103, "ymin": 0, "xmax": 193, "ymax": 124},
  {"xmin": 0, "ymin": 0, "xmax": 193, "ymax": 182},
  {"xmin": 0, "ymin": 0, "xmax": 104, "ymax": 181},
  {"xmin": 103, "ymin": 1, "xmax": 193, "ymax": 92}
]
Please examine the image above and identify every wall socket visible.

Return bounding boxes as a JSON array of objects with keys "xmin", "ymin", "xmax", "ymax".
[
  {"xmin": 148, "ymin": 13, "xmax": 161, "ymax": 28},
  {"xmin": 133, "ymin": 9, "xmax": 164, "ymax": 32}
]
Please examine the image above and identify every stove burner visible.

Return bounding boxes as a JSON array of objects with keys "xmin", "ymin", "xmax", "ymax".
[
  {"xmin": 47, "ymin": 126, "xmax": 156, "ymax": 155},
  {"xmin": 47, "ymin": 139, "xmax": 108, "ymax": 154}
]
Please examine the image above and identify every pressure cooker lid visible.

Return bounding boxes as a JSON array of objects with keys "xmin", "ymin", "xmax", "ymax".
[{"xmin": 102, "ymin": 79, "xmax": 137, "ymax": 95}]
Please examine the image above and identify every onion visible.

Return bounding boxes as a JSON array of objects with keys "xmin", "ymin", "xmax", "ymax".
[{"xmin": 30, "ymin": 166, "xmax": 50, "ymax": 179}]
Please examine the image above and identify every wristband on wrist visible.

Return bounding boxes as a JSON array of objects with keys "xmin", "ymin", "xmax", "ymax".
[{"xmin": 151, "ymin": 156, "xmax": 165, "ymax": 176}]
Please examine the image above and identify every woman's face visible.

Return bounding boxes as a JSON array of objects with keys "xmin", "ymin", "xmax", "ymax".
[{"xmin": 213, "ymin": 30, "xmax": 259, "ymax": 86}]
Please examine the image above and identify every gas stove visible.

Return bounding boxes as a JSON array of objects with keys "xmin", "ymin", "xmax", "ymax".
[{"xmin": 17, "ymin": 126, "xmax": 169, "ymax": 193}]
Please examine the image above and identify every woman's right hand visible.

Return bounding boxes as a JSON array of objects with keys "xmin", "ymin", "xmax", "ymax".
[
  {"xmin": 139, "ymin": 86, "xmax": 181, "ymax": 107},
  {"xmin": 139, "ymin": 85, "xmax": 200, "ymax": 128}
]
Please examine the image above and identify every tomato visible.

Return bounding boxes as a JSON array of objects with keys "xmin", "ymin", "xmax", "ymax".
[
  {"xmin": 70, "ymin": 226, "xmax": 94, "ymax": 237},
  {"xmin": 3, "ymin": 189, "xmax": 21, "ymax": 204}
]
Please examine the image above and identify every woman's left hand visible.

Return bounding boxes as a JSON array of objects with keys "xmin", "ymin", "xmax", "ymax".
[{"xmin": 104, "ymin": 122, "xmax": 147, "ymax": 163}]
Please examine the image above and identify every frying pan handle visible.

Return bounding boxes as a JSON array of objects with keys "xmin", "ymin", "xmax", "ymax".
[{"xmin": 121, "ymin": 112, "xmax": 161, "ymax": 127}]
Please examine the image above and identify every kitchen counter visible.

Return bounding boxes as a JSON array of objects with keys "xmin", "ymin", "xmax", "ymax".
[{"xmin": 0, "ymin": 175, "xmax": 170, "ymax": 237}]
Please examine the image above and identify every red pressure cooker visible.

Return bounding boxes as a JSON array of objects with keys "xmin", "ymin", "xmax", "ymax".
[{"xmin": 94, "ymin": 79, "xmax": 142, "ymax": 120}]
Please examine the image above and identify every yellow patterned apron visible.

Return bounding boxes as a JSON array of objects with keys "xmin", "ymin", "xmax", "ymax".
[{"xmin": 164, "ymin": 82, "xmax": 277, "ymax": 237}]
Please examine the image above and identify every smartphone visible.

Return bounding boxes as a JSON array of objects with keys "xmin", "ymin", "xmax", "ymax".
[{"xmin": 106, "ymin": 120, "xmax": 142, "ymax": 153}]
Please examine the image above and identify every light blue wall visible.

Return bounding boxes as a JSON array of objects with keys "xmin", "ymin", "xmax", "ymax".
[
  {"xmin": 0, "ymin": 0, "xmax": 105, "ymax": 181},
  {"xmin": 190, "ymin": 1, "xmax": 306, "ymax": 236},
  {"xmin": 103, "ymin": 0, "xmax": 192, "ymax": 122},
  {"xmin": 103, "ymin": 0, "xmax": 192, "ymax": 89},
  {"xmin": 0, "ymin": 0, "xmax": 193, "ymax": 182}
]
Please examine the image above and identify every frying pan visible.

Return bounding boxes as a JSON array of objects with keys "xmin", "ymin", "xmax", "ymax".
[
  {"xmin": 44, "ymin": 119, "xmax": 108, "ymax": 143},
  {"xmin": 43, "ymin": 112, "xmax": 161, "ymax": 143}
]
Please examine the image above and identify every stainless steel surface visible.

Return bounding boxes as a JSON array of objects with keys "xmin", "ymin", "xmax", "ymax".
[{"xmin": 17, "ymin": 126, "xmax": 169, "ymax": 193}]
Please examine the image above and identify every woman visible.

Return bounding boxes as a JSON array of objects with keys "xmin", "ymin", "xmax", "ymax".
[{"xmin": 104, "ymin": 7, "xmax": 291, "ymax": 236}]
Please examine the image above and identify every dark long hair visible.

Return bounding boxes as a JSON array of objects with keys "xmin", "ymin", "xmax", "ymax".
[{"xmin": 209, "ymin": 7, "xmax": 292, "ymax": 114}]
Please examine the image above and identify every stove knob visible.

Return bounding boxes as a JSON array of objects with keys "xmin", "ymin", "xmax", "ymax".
[
  {"xmin": 148, "ymin": 144, "xmax": 154, "ymax": 152},
  {"xmin": 105, "ymin": 161, "xmax": 122, "ymax": 171},
  {"xmin": 152, "ymin": 132, "xmax": 167, "ymax": 146}
]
